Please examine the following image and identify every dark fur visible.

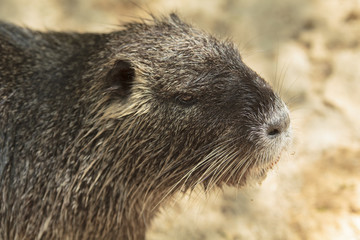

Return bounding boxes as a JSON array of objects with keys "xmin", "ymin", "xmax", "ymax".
[{"xmin": 0, "ymin": 14, "xmax": 291, "ymax": 240}]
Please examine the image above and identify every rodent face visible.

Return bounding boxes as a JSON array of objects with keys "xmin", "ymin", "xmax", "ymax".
[
  {"xmin": 99, "ymin": 14, "xmax": 291, "ymax": 190},
  {"xmin": 150, "ymin": 58, "xmax": 291, "ymax": 187}
]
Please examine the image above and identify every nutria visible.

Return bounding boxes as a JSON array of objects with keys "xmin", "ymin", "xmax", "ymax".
[{"xmin": 0, "ymin": 14, "xmax": 291, "ymax": 240}]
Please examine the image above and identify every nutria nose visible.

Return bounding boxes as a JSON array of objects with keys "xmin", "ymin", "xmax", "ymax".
[{"xmin": 266, "ymin": 111, "xmax": 290, "ymax": 138}]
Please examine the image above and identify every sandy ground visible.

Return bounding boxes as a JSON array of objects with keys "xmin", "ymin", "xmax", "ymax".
[{"xmin": 1, "ymin": 0, "xmax": 360, "ymax": 239}]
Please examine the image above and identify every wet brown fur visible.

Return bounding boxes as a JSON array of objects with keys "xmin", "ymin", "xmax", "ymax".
[{"xmin": 0, "ymin": 14, "xmax": 291, "ymax": 240}]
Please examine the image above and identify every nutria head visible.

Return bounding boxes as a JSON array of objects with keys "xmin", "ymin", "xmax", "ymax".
[{"xmin": 80, "ymin": 14, "xmax": 291, "ymax": 199}]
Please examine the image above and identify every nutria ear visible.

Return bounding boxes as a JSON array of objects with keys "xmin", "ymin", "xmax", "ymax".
[{"xmin": 105, "ymin": 60, "xmax": 135, "ymax": 97}]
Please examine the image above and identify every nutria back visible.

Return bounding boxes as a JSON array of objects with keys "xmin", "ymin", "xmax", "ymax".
[{"xmin": 0, "ymin": 14, "xmax": 291, "ymax": 240}]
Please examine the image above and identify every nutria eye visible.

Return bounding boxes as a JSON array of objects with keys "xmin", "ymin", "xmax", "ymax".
[{"xmin": 175, "ymin": 94, "xmax": 197, "ymax": 106}]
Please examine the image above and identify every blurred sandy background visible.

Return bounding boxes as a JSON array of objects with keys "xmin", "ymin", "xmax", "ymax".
[{"xmin": 1, "ymin": 0, "xmax": 360, "ymax": 239}]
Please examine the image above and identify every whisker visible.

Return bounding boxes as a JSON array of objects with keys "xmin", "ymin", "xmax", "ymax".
[{"xmin": 206, "ymin": 149, "xmax": 240, "ymax": 191}]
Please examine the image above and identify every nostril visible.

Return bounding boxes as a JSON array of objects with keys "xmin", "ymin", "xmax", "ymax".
[
  {"xmin": 266, "ymin": 120, "xmax": 288, "ymax": 137},
  {"xmin": 265, "ymin": 106, "xmax": 291, "ymax": 138},
  {"xmin": 266, "ymin": 119, "xmax": 290, "ymax": 138},
  {"xmin": 266, "ymin": 106, "xmax": 291, "ymax": 138}
]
